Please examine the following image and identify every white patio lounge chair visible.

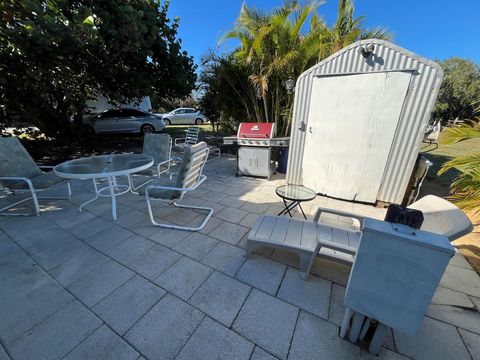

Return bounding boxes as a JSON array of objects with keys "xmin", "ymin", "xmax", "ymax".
[
  {"xmin": 0, "ymin": 137, "xmax": 71, "ymax": 216},
  {"xmin": 130, "ymin": 133, "xmax": 173, "ymax": 191},
  {"xmin": 140, "ymin": 141, "xmax": 213, "ymax": 231},
  {"xmin": 246, "ymin": 195, "xmax": 473, "ymax": 279}
]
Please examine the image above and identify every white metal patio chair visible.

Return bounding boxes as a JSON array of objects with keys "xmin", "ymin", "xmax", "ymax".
[
  {"xmin": 174, "ymin": 126, "xmax": 200, "ymax": 147},
  {"xmin": 0, "ymin": 137, "xmax": 71, "ymax": 216},
  {"xmin": 173, "ymin": 126, "xmax": 221, "ymax": 162},
  {"xmin": 130, "ymin": 133, "xmax": 173, "ymax": 191},
  {"xmin": 140, "ymin": 141, "xmax": 213, "ymax": 231},
  {"xmin": 246, "ymin": 195, "xmax": 473, "ymax": 279}
]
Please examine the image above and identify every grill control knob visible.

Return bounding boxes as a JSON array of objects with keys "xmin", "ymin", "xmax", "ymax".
[{"xmin": 263, "ymin": 140, "xmax": 268, "ymax": 145}]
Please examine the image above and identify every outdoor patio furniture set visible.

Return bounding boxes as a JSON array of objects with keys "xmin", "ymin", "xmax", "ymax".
[
  {"xmin": 0, "ymin": 133, "xmax": 475, "ymax": 355},
  {"xmin": 0, "ymin": 133, "xmax": 213, "ymax": 231}
]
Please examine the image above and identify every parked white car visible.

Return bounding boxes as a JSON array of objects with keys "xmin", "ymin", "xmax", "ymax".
[
  {"xmin": 159, "ymin": 108, "xmax": 207, "ymax": 125},
  {"xmin": 83, "ymin": 108, "xmax": 165, "ymax": 135}
]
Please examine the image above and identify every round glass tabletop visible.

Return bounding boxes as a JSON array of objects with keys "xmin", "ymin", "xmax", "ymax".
[
  {"xmin": 54, "ymin": 154, "xmax": 154, "ymax": 179},
  {"xmin": 276, "ymin": 185, "xmax": 317, "ymax": 202}
]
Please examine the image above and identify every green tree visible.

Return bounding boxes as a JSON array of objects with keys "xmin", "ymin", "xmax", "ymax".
[
  {"xmin": 0, "ymin": 0, "xmax": 196, "ymax": 138},
  {"xmin": 215, "ymin": 0, "xmax": 389, "ymax": 136},
  {"xmin": 438, "ymin": 110, "xmax": 480, "ymax": 213},
  {"xmin": 433, "ymin": 58, "xmax": 480, "ymax": 124},
  {"xmin": 199, "ymin": 53, "xmax": 258, "ymax": 133}
]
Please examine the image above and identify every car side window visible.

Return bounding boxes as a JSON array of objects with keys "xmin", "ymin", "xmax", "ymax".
[
  {"xmin": 123, "ymin": 109, "xmax": 144, "ymax": 117},
  {"xmin": 175, "ymin": 109, "xmax": 185, "ymax": 114},
  {"xmin": 99, "ymin": 110, "xmax": 120, "ymax": 119},
  {"xmin": 185, "ymin": 109, "xmax": 195, "ymax": 114}
]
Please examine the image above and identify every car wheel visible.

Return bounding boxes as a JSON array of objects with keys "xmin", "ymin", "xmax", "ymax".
[
  {"xmin": 195, "ymin": 118, "xmax": 203, "ymax": 125},
  {"xmin": 141, "ymin": 124, "xmax": 155, "ymax": 134},
  {"xmin": 164, "ymin": 119, "xmax": 171, "ymax": 126}
]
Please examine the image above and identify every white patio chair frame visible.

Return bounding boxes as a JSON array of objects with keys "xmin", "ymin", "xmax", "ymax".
[
  {"xmin": 207, "ymin": 146, "xmax": 221, "ymax": 161},
  {"xmin": 144, "ymin": 146, "xmax": 213, "ymax": 231},
  {"xmin": 0, "ymin": 165, "xmax": 71, "ymax": 216},
  {"xmin": 130, "ymin": 135, "xmax": 173, "ymax": 192},
  {"xmin": 174, "ymin": 126, "xmax": 200, "ymax": 146}
]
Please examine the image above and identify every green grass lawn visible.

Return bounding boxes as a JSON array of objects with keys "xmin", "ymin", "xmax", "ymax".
[{"xmin": 162, "ymin": 124, "xmax": 214, "ymax": 137}]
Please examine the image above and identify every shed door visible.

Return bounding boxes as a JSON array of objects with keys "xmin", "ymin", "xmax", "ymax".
[{"xmin": 302, "ymin": 71, "xmax": 412, "ymax": 202}]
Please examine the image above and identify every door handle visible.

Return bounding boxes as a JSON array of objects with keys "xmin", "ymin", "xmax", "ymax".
[
  {"xmin": 255, "ymin": 158, "xmax": 258, "ymax": 167},
  {"xmin": 249, "ymin": 158, "xmax": 252, "ymax": 167}
]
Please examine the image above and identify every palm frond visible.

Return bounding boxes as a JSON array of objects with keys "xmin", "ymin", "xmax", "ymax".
[
  {"xmin": 440, "ymin": 122, "xmax": 480, "ymax": 144},
  {"xmin": 438, "ymin": 153, "xmax": 480, "ymax": 175},
  {"xmin": 447, "ymin": 191, "xmax": 480, "ymax": 213},
  {"xmin": 361, "ymin": 27, "xmax": 391, "ymax": 41},
  {"xmin": 249, "ymin": 74, "xmax": 269, "ymax": 99}
]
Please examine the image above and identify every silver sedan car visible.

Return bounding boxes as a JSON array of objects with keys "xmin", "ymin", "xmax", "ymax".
[
  {"xmin": 84, "ymin": 108, "xmax": 165, "ymax": 135},
  {"xmin": 159, "ymin": 108, "xmax": 208, "ymax": 125}
]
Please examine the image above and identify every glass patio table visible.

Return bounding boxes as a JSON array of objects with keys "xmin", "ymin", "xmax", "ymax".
[
  {"xmin": 54, "ymin": 154, "xmax": 153, "ymax": 220},
  {"xmin": 276, "ymin": 184, "xmax": 317, "ymax": 220}
]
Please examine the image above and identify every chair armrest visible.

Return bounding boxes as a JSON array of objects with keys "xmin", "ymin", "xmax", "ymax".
[
  {"xmin": 174, "ymin": 137, "xmax": 186, "ymax": 145},
  {"xmin": 156, "ymin": 158, "xmax": 173, "ymax": 175},
  {"xmin": 169, "ymin": 171, "xmax": 179, "ymax": 180},
  {"xmin": 313, "ymin": 206, "xmax": 365, "ymax": 228},
  {"xmin": 145, "ymin": 175, "xmax": 207, "ymax": 195},
  {"xmin": 0, "ymin": 176, "xmax": 35, "ymax": 192}
]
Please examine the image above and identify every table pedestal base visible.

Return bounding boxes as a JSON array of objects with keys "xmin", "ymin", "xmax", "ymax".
[{"xmin": 79, "ymin": 175, "xmax": 134, "ymax": 220}]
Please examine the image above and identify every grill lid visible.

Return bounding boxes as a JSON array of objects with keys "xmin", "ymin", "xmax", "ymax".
[{"xmin": 237, "ymin": 123, "xmax": 276, "ymax": 139}]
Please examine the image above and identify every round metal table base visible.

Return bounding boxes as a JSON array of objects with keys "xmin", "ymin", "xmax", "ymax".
[{"xmin": 79, "ymin": 176, "xmax": 134, "ymax": 221}]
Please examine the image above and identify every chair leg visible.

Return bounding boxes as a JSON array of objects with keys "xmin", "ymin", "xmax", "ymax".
[
  {"xmin": 245, "ymin": 241, "xmax": 255, "ymax": 257},
  {"xmin": 349, "ymin": 312, "xmax": 366, "ymax": 343},
  {"xmin": 66, "ymin": 181, "xmax": 72, "ymax": 198},
  {"xmin": 0, "ymin": 196, "xmax": 38, "ymax": 216},
  {"xmin": 298, "ymin": 250, "xmax": 319, "ymax": 280},
  {"xmin": 146, "ymin": 196, "xmax": 213, "ymax": 231},
  {"xmin": 129, "ymin": 174, "xmax": 156, "ymax": 194},
  {"xmin": 368, "ymin": 323, "xmax": 388, "ymax": 355},
  {"xmin": 0, "ymin": 181, "xmax": 71, "ymax": 216},
  {"xmin": 340, "ymin": 307, "xmax": 353, "ymax": 338}
]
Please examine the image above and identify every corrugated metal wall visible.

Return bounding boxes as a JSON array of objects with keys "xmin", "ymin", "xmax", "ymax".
[{"xmin": 286, "ymin": 40, "xmax": 443, "ymax": 204}]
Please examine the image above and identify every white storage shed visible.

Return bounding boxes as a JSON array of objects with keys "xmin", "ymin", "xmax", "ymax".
[{"xmin": 286, "ymin": 39, "xmax": 443, "ymax": 204}]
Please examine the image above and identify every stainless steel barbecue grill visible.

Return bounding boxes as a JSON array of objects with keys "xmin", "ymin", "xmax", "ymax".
[{"xmin": 223, "ymin": 122, "xmax": 290, "ymax": 179}]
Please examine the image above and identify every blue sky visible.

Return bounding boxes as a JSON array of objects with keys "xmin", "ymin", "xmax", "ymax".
[{"xmin": 168, "ymin": 0, "xmax": 480, "ymax": 67}]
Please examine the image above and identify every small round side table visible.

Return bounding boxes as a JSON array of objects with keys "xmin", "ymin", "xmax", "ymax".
[{"xmin": 276, "ymin": 184, "xmax": 317, "ymax": 220}]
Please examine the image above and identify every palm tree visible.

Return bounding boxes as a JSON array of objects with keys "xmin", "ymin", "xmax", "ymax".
[
  {"xmin": 223, "ymin": 0, "xmax": 390, "ymax": 135},
  {"xmin": 322, "ymin": 0, "xmax": 390, "ymax": 54},
  {"xmin": 438, "ymin": 113, "xmax": 480, "ymax": 212}
]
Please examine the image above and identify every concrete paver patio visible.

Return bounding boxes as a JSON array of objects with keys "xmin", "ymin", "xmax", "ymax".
[{"xmin": 1, "ymin": 157, "xmax": 479, "ymax": 359}]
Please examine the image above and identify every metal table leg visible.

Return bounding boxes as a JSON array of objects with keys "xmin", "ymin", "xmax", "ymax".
[
  {"xmin": 78, "ymin": 176, "xmax": 131, "ymax": 220},
  {"xmin": 278, "ymin": 199, "xmax": 297, "ymax": 217},
  {"xmin": 278, "ymin": 200, "xmax": 307, "ymax": 220},
  {"xmin": 297, "ymin": 202, "xmax": 307, "ymax": 220},
  {"xmin": 107, "ymin": 177, "xmax": 117, "ymax": 221}
]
